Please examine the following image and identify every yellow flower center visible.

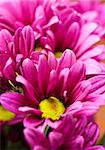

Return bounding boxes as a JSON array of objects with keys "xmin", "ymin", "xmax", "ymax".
[
  {"xmin": 39, "ymin": 97, "xmax": 65, "ymax": 121},
  {"xmin": 0, "ymin": 106, "xmax": 15, "ymax": 121},
  {"xmin": 55, "ymin": 52, "xmax": 63, "ymax": 58},
  {"xmin": 36, "ymin": 47, "xmax": 43, "ymax": 52}
]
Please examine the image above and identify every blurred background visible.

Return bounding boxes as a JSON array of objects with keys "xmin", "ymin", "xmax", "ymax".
[{"xmin": 95, "ymin": 106, "xmax": 105, "ymax": 145}]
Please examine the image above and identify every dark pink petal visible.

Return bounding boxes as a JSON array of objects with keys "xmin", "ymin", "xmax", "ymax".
[
  {"xmin": 22, "ymin": 60, "xmax": 45, "ymax": 97},
  {"xmin": 86, "ymin": 146, "xmax": 105, "ymax": 150},
  {"xmin": 16, "ymin": 75, "xmax": 39, "ymax": 105},
  {"xmin": 19, "ymin": 106, "xmax": 42, "ymax": 116},
  {"xmin": 89, "ymin": 75, "xmax": 105, "ymax": 94},
  {"xmin": 65, "ymin": 101, "xmax": 99, "ymax": 116},
  {"xmin": 16, "ymin": 53, "xmax": 24, "ymax": 64},
  {"xmin": 3, "ymin": 57, "xmax": 16, "ymax": 80},
  {"xmin": 75, "ymin": 116, "xmax": 87, "ymax": 135},
  {"xmin": 58, "ymin": 68, "xmax": 69, "ymax": 97},
  {"xmin": 66, "ymin": 62, "xmax": 86, "ymax": 93},
  {"xmin": 76, "ymin": 35, "xmax": 100, "ymax": 58},
  {"xmin": 70, "ymin": 135, "xmax": 84, "ymax": 150},
  {"xmin": 44, "ymin": 30, "xmax": 55, "ymax": 51},
  {"xmin": 24, "ymin": 128, "xmax": 49, "ymax": 149},
  {"xmin": 15, "ymin": 21, "xmax": 24, "ymax": 29},
  {"xmin": 63, "ymin": 22, "xmax": 79, "ymax": 49},
  {"xmin": 62, "ymin": 9, "xmax": 80, "ymax": 28},
  {"xmin": 30, "ymin": 51, "xmax": 42, "ymax": 63},
  {"xmin": 22, "ymin": 58, "xmax": 38, "ymax": 89},
  {"xmin": 34, "ymin": 5, "xmax": 46, "ymax": 27},
  {"xmin": 22, "ymin": 25, "xmax": 35, "ymax": 54},
  {"xmin": 13, "ymin": 27, "xmax": 21, "ymax": 54},
  {"xmin": 56, "ymin": 114, "xmax": 74, "ymax": 137},
  {"xmin": 14, "ymin": 26, "xmax": 34, "ymax": 57},
  {"xmin": 0, "ymin": 29, "xmax": 12, "ymax": 51},
  {"xmin": 38, "ymin": 55, "xmax": 50, "ymax": 97},
  {"xmin": 71, "ymin": 80, "xmax": 92, "ymax": 102},
  {"xmin": 23, "ymin": 116, "xmax": 44, "ymax": 128},
  {"xmin": 47, "ymin": 70, "xmax": 58, "ymax": 96},
  {"xmin": 65, "ymin": 101, "xmax": 83, "ymax": 115},
  {"xmin": 42, "ymin": 119, "xmax": 61, "ymax": 129},
  {"xmin": 74, "ymin": 101, "xmax": 99, "ymax": 116},
  {"xmin": 0, "ymin": 18, "xmax": 15, "ymax": 33},
  {"xmin": 41, "ymin": 34, "xmax": 54, "ymax": 51},
  {"xmin": 48, "ymin": 51, "xmax": 57, "ymax": 70},
  {"xmin": 33, "ymin": 146, "xmax": 48, "ymax": 150},
  {"xmin": 57, "ymin": 49, "xmax": 76, "ymax": 72},
  {"xmin": 49, "ymin": 132, "xmax": 63, "ymax": 149},
  {"xmin": 0, "ymin": 92, "xmax": 26, "ymax": 114},
  {"xmin": 87, "ymin": 94, "xmax": 105, "ymax": 106},
  {"xmin": 43, "ymin": 16, "xmax": 59, "ymax": 29},
  {"xmin": 84, "ymin": 122, "xmax": 99, "ymax": 147}
]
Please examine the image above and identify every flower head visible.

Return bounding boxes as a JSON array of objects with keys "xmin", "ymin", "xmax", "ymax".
[
  {"xmin": 0, "ymin": 50, "xmax": 104, "ymax": 128},
  {"xmin": 41, "ymin": 6, "xmax": 105, "ymax": 75},
  {"xmin": 0, "ymin": 0, "xmax": 59, "ymax": 39},
  {"xmin": 71, "ymin": 0, "xmax": 105, "ymax": 27},
  {"xmin": 24, "ymin": 114, "xmax": 105, "ymax": 150},
  {"xmin": 0, "ymin": 25, "xmax": 35, "ymax": 93}
]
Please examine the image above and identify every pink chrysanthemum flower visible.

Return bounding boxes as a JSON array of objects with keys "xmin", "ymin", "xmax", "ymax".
[
  {"xmin": 41, "ymin": 7, "xmax": 105, "ymax": 75},
  {"xmin": 0, "ymin": 0, "xmax": 59, "ymax": 39},
  {"xmin": 24, "ymin": 114, "xmax": 105, "ymax": 150},
  {"xmin": 55, "ymin": 0, "xmax": 105, "ymax": 38},
  {"xmin": 71, "ymin": 0, "xmax": 105, "ymax": 28},
  {"xmin": 0, "ymin": 25, "xmax": 35, "ymax": 84},
  {"xmin": 0, "ymin": 26, "xmax": 35, "ymax": 124},
  {"xmin": 0, "ymin": 50, "xmax": 105, "ymax": 128},
  {"xmin": 0, "ymin": 0, "xmax": 105, "ymax": 75}
]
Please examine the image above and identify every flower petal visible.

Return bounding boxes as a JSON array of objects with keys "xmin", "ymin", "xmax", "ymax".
[
  {"xmin": 66, "ymin": 62, "xmax": 86, "ymax": 94},
  {"xmin": 24, "ymin": 128, "xmax": 49, "ymax": 149},
  {"xmin": 0, "ymin": 92, "xmax": 26, "ymax": 114},
  {"xmin": 23, "ymin": 115, "xmax": 44, "ymax": 128},
  {"xmin": 57, "ymin": 49, "xmax": 76, "ymax": 72}
]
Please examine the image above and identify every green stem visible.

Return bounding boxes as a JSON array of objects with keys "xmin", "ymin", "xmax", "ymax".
[{"xmin": 44, "ymin": 124, "xmax": 50, "ymax": 137}]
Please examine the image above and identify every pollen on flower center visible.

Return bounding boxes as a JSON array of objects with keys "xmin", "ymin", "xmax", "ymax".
[
  {"xmin": 55, "ymin": 52, "xmax": 63, "ymax": 58},
  {"xmin": 39, "ymin": 97, "xmax": 65, "ymax": 121}
]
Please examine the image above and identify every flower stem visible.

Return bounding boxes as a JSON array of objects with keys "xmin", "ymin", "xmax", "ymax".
[{"xmin": 44, "ymin": 124, "xmax": 50, "ymax": 137}]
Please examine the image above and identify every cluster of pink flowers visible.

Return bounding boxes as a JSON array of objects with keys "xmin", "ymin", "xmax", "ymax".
[{"xmin": 0, "ymin": 0, "xmax": 105, "ymax": 149}]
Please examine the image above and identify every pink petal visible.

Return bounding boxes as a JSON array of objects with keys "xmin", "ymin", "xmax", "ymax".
[
  {"xmin": 79, "ymin": 45, "xmax": 104, "ymax": 60},
  {"xmin": 76, "ymin": 35, "xmax": 100, "ymax": 58},
  {"xmin": 63, "ymin": 22, "xmax": 79, "ymax": 49},
  {"xmin": 16, "ymin": 75, "xmax": 39, "ymax": 105},
  {"xmin": 24, "ymin": 128, "xmax": 49, "ymax": 149},
  {"xmin": 75, "ymin": 22, "xmax": 98, "ymax": 49},
  {"xmin": 89, "ymin": 75, "xmax": 105, "ymax": 94},
  {"xmin": 71, "ymin": 80, "xmax": 92, "ymax": 102},
  {"xmin": 43, "ymin": 16, "xmax": 59, "ymax": 29},
  {"xmin": 23, "ymin": 116, "xmax": 44, "ymax": 128},
  {"xmin": 19, "ymin": 106, "xmax": 42, "ymax": 116},
  {"xmin": 48, "ymin": 51, "xmax": 57, "ymax": 70},
  {"xmin": 49, "ymin": 132, "xmax": 63, "ymax": 149},
  {"xmin": 3, "ymin": 57, "xmax": 16, "ymax": 80},
  {"xmin": 57, "ymin": 49, "xmax": 76, "ymax": 72},
  {"xmin": 22, "ymin": 58, "xmax": 39, "ymax": 90},
  {"xmin": 0, "ymin": 92, "xmax": 26, "ymax": 114},
  {"xmin": 66, "ymin": 62, "xmax": 86, "ymax": 93},
  {"xmin": 83, "ymin": 59, "xmax": 102, "ymax": 75},
  {"xmin": 47, "ymin": 70, "xmax": 58, "ymax": 96},
  {"xmin": 38, "ymin": 54, "xmax": 50, "ymax": 97}
]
